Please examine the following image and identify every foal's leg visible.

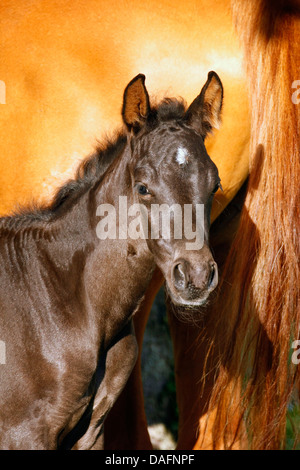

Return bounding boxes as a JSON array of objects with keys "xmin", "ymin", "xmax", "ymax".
[
  {"xmin": 104, "ymin": 267, "xmax": 163, "ymax": 450},
  {"xmin": 73, "ymin": 320, "xmax": 138, "ymax": 450}
]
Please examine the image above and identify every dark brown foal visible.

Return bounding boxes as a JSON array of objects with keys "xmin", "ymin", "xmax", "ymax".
[{"xmin": 0, "ymin": 72, "xmax": 223, "ymax": 449}]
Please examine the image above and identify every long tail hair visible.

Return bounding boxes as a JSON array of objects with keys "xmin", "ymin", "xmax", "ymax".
[{"xmin": 204, "ymin": 0, "xmax": 300, "ymax": 449}]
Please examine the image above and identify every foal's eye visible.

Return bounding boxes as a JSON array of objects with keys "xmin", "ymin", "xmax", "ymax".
[
  {"xmin": 136, "ymin": 184, "xmax": 150, "ymax": 196},
  {"xmin": 212, "ymin": 181, "xmax": 222, "ymax": 194}
]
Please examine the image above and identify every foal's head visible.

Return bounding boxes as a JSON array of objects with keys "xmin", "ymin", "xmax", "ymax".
[{"xmin": 122, "ymin": 72, "xmax": 223, "ymax": 307}]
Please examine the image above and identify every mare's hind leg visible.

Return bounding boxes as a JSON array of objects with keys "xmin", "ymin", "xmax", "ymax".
[
  {"xmin": 73, "ymin": 320, "xmax": 138, "ymax": 450},
  {"xmin": 169, "ymin": 183, "xmax": 248, "ymax": 450}
]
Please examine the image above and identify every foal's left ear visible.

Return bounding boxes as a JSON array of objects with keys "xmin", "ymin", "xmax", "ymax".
[
  {"xmin": 185, "ymin": 71, "xmax": 223, "ymax": 140},
  {"xmin": 122, "ymin": 74, "xmax": 150, "ymax": 133}
]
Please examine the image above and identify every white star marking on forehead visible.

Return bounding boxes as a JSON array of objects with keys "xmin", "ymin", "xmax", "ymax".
[{"xmin": 176, "ymin": 146, "xmax": 189, "ymax": 166}]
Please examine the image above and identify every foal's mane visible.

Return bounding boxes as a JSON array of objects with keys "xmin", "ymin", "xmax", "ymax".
[
  {"xmin": 0, "ymin": 98, "xmax": 187, "ymax": 231},
  {"xmin": 0, "ymin": 133, "xmax": 127, "ymax": 231}
]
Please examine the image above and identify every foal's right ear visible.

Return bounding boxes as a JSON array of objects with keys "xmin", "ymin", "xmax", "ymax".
[{"xmin": 122, "ymin": 74, "xmax": 150, "ymax": 134}]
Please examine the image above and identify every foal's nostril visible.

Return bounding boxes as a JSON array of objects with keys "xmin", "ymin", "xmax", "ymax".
[
  {"xmin": 208, "ymin": 263, "xmax": 217, "ymax": 289},
  {"xmin": 173, "ymin": 262, "xmax": 188, "ymax": 290},
  {"xmin": 208, "ymin": 265, "xmax": 215, "ymax": 287}
]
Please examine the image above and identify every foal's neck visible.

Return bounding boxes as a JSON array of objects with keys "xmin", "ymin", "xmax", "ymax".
[
  {"xmin": 92, "ymin": 141, "xmax": 152, "ymax": 258},
  {"xmin": 94, "ymin": 142, "xmax": 134, "ymax": 206}
]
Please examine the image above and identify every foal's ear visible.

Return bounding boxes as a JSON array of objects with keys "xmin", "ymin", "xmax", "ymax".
[
  {"xmin": 185, "ymin": 71, "xmax": 223, "ymax": 140},
  {"xmin": 122, "ymin": 74, "xmax": 150, "ymax": 133}
]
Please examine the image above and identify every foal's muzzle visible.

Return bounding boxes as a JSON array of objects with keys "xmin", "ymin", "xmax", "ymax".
[{"xmin": 170, "ymin": 255, "xmax": 218, "ymax": 306}]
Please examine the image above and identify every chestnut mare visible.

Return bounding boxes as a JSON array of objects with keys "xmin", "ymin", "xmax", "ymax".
[{"xmin": 0, "ymin": 72, "xmax": 223, "ymax": 449}]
